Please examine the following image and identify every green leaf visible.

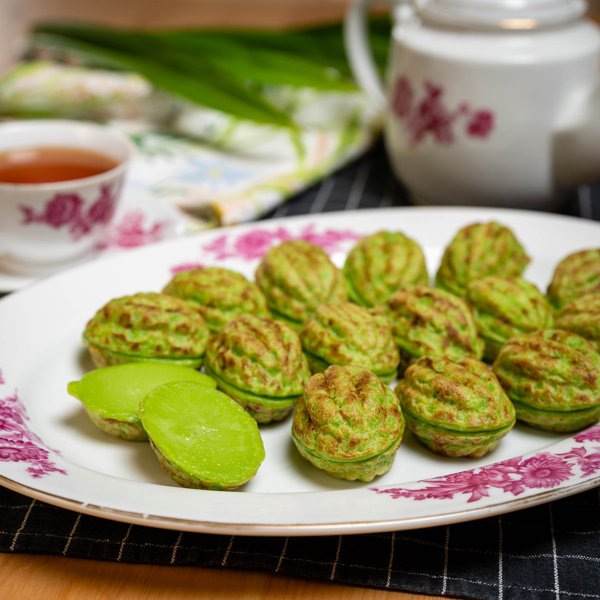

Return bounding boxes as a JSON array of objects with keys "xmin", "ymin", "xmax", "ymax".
[
  {"xmin": 29, "ymin": 18, "xmax": 392, "ymax": 128},
  {"xmin": 146, "ymin": 33, "xmax": 357, "ymax": 91},
  {"xmin": 32, "ymin": 28, "xmax": 297, "ymax": 128}
]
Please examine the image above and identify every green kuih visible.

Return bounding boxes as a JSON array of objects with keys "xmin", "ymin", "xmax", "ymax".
[
  {"xmin": 435, "ymin": 221, "xmax": 530, "ymax": 298},
  {"xmin": 83, "ymin": 292, "xmax": 210, "ymax": 368},
  {"xmin": 162, "ymin": 266, "xmax": 270, "ymax": 333},
  {"xmin": 555, "ymin": 292, "xmax": 600, "ymax": 352},
  {"xmin": 141, "ymin": 381, "xmax": 265, "ymax": 490},
  {"xmin": 547, "ymin": 248, "xmax": 600, "ymax": 310},
  {"xmin": 396, "ymin": 356, "xmax": 516, "ymax": 457},
  {"xmin": 255, "ymin": 240, "xmax": 346, "ymax": 329},
  {"xmin": 376, "ymin": 285, "xmax": 484, "ymax": 373},
  {"xmin": 67, "ymin": 363, "xmax": 216, "ymax": 441},
  {"xmin": 299, "ymin": 302, "xmax": 399, "ymax": 383},
  {"xmin": 204, "ymin": 314, "xmax": 311, "ymax": 423},
  {"xmin": 292, "ymin": 365, "xmax": 404, "ymax": 482},
  {"xmin": 493, "ymin": 329, "xmax": 600, "ymax": 433},
  {"xmin": 343, "ymin": 230, "xmax": 429, "ymax": 307},
  {"xmin": 466, "ymin": 276, "xmax": 554, "ymax": 361}
]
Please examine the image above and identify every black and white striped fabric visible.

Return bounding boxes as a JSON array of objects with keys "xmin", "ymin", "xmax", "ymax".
[
  {"xmin": 1, "ymin": 485, "xmax": 599, "ymax": 599},
  {"xmin": 262, "ymin": 140, "xmax": 600, "ymax": 222},
  {"xmin": 1, "ymin": 141, "xmax": 599, "ymax": 600}
]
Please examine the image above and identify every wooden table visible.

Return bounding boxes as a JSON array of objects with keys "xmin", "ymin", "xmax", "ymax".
[{"xmin": 0, "ymin": 553, "xmax": 441, "ymax": 599}]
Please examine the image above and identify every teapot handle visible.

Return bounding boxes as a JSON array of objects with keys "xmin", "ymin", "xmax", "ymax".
[{"xmin": 344, "ymin": 0, "xmax": 414, "ymax": 110}]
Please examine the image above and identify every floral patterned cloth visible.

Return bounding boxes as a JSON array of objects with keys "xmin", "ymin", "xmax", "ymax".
[{"xmin": 0, "ymin": 61, "xmax": 379, "ymax": 228}]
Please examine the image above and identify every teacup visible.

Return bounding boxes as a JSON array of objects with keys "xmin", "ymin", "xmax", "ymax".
[{"xmin": 0, "ymin": 119, "xmax": 132, "ymax": 275}]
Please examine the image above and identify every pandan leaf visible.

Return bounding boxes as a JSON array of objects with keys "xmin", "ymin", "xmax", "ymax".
[
  {"xmin": 32, "ymin": 29, "xmax": 296, "ymax": 128},
  {"xmin": 30, "ymin": 18, "xmax": 391, "ymax": 127}
]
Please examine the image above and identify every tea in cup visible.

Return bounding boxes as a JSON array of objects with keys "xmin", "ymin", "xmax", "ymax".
[{"xmin": 0, "ymin": 119, "xmax": 132, "ymax": 275}]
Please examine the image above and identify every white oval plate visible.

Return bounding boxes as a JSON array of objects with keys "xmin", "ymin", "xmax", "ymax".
[{"xmin": 0, "ymin": 207, "xmax": 599, "ymax": 536}]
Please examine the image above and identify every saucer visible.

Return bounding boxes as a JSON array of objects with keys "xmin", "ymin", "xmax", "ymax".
[{"xmin": 0, "ymin": 187, "xmax": 192, "ymax": 293}]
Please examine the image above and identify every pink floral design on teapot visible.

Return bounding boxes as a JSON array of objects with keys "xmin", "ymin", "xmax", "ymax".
[{"xmin": 391, "ymin": 76, "xmax": 495, "ymax": 145}]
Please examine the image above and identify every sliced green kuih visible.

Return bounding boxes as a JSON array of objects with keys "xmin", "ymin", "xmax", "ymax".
[
  {"xmin": 141, "ymin": 381, "xmax": 265, "ymax": 490},
  {"xmin": 67, "ymin": 363, "xmax": 216, "ymax": 441}
]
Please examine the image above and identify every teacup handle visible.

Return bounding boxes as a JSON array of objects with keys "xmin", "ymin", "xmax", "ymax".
[{"xmin": 344, "ymin": 0, "xmax": 413, "ymax": 110}]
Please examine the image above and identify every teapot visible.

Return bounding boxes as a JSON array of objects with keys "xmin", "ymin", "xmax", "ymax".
[{"xmin": 345, "ymin": 0, "xmax": 600, "ymax": 210}]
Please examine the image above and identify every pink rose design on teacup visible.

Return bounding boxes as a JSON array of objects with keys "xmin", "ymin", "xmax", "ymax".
[
  {"xmin": 39, "ymin": 193, "xmax": 83, "ymax": 228},
  {"xmin": 87, "ymin": 184, "xmax": 119, "ymax": 225},
  {"xmin": 20, "ymin": 183, "xmax": 117, "ymax": 240}
]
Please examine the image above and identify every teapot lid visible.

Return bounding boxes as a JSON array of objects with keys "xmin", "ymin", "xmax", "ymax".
[{"xmin": 412, "ymin": 0, "xmax": 588, "ymax": 29}]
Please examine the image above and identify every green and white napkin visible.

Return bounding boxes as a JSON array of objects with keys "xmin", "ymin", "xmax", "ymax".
[{"xmin": 0, "ymin": 60, "xmax": 380, "ymax": 229}]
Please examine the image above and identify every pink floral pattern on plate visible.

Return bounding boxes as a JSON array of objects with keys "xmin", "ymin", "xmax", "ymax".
[
  {"xmin": 0, "ymin": 374, "xmax": 66, "ymax": 478},
  {"xmin": 173, "ymin": 223, "xmax": 361, "ymax": 270},
  {"xmin": 372, "ymin": 424, "xmax": 600, "ymax": 503},
  {"xmin": 98, "ymin": 210, "xmax": 169, "ymax": 250},
  {"xmin": 20, "ymin": 183, "xmax": 118, "ymax": 240}
]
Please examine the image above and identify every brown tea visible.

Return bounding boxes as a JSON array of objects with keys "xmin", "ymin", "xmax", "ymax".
[{"xmin": 0, "ymin": 146, "xmax": 118, "ymax": 184}]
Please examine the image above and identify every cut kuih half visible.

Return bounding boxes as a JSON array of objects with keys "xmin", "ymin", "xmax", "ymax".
[
  {"xmin": 67, "ymin": 362, "xmax": 216, "ymax": 441},
  {"xmin": 141, "ymin": 381, "xmax": 265, "ymax": 490}
]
